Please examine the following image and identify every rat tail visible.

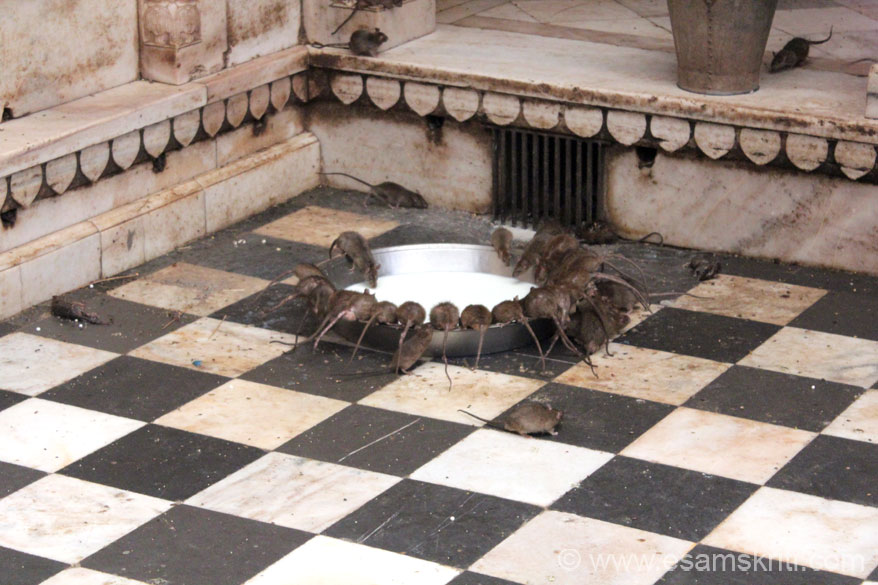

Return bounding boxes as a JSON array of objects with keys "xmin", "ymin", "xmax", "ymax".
[
  {"xmin": 811, "ymin": 26, "xmax": 833, "ymax": 45},
  {"xmin": 457, "ymin": 409, "xmax": 505, "ymax": 432}
]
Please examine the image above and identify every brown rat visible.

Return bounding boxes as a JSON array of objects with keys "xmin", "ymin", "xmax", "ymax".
[
  {"xmin": 430, "ymin": 302, "xmax": 460, "ymax": 390},
  {"xmin": 490, "ymin": 227, "xmax": 513, "ymax": 266},
  {"xmin": 770, "ymin": 28, "xmax": 832, "ymax": 73},
  {"xmin": 395, "ymin": 301, "xmax": 426, "ymax": 356},
  {"xmin": 392, "ymin": 325, "xmax": 433, "ymax": 374},
  {"xmin": 51, "ymin": 296, "xmax": 109, "ymax": 325},
  {"xmin": 688, "ymin": 254, "xmax": 721, "ymax": 281},
  {"xmin": 523, "ymin": 286, "xmax": 588, "ymax": 364},
  {"xmin": 321, "ymin": 172, "xmax": 428, "ymax": 209},
  {"xmin": 260, "ymin": 275, "xmax": 335, "ymax": 316},
  {"xmin": 536, "ymin": 233, "xmax": 580, "ymax": 282},
  {"xmin": 330, "ymin": 231, "xmax": 380, "ymax": 288},
  {"xmin": 350, "ymin": 300, "xmax": 398, "ymax": 362},
  {"xmin": 459, "ymin": 304, "xmax": 493, "ymax": 369},
  {"xmin": 512, "ymin": 219, "xmax": 565, "ymax": 278},
  {"xmin": 306, "ymin": 289, "xmax": 377, "ymax": 350},
  {"xmin": 492, "ymin": 298, "xmax": 545, "ymax": 371},
  {"xmin": 255, "ymin": 263, "xmax": 328, "ymax": 304},
  {"xmin": 314, "ymin": 28, "xmax": 389, "ymax": 56},
  {"xmin": 458, "ymin": 402, "xmax": 563, "ymax": 437}
]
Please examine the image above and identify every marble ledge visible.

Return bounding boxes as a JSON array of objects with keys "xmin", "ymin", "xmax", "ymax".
[
  {"xmin": 0, "ymin": 45, "xmax": 310, "ymax": 180},
  {"xmin": 308, "ymin": 25, "xmax": 878, "ymax": 145}
]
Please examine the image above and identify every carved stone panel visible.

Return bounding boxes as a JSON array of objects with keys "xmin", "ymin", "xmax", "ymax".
[{"xmin": 141, "ymin": 0, "xmax": 202, "ymax": 49}]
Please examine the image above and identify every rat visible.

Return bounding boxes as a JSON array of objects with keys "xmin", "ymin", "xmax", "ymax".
[
  {"xmin": 490, "ymin": 227, "xmax": 513, "ymax": 266},
  {"xmin": 330, "ymin": 231, "xmax": 380, "ymax": 288},
  {"xmin": 350, "ymin": 300, "xmax": 398, "ymax": 361},
  {"xmin": 260, "ymin": 275, "xmax": 335, "ymax": 316},
  {"xmin": 770, "ymin": 27, "xmax": 832, "ymax": 73},
  {"xmin": 523, "ymin": 286, "xmax": 591, "ymax": 365},
  {"xmin": 256, "ymin": 262, "xmax": 329, "ymax": 304},
  {"xmin": 430, "ymin": 302, "xmax": 460, "ymax": 390},
  {"xmin": 395, "ymin": 301, "xmax": 427, "ymax": 356},
  {"xmin": 536, "ymin": 233, "xmax": 580, "ymax": 282},
  {"xmin": 306, "ymin": 289, "xmax": 377, "ymax": 350},
  {"xmin": 459, "ymin": 304, "xmax": 493, "ymax": 369},
  {"xmin": 492, "ymin": 298, "xmax": 545, "ymax": 371},
  {"xmin": 576, "ymin": 221, "xmax": 664, "ymax": 246},
  {"xmin": 313, "ymin": 28, "xmax": 389, "ymax": 57},
  {"xmin": 320, "ymin": 172, "xmax": 428, "ymax": 209},
  {"xmin": 392, "ymin": 324, "xmax": 433, "ymax": 374},
  {"xmin": 330, "ymin": 0, "xmax": 398, "ymax": 36},
  {"xmin": 458, "ymin": 402, "xmax": 563, "ymax": 437},
  {"xmin": 51, "ymin": 296, "xmax": 109, "ymax": 325},
  {"xmin": 512, "ymin": 219, "xmax": 565, "ymax": 278},
  {"xmin": 688, "ymin": 254, "xmax": 721, "ymax": 281}
]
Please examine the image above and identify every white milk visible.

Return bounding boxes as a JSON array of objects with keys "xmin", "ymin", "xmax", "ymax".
[{"xmin": 346, "ymin": 272, "xmax": 535, "ymax": 311}]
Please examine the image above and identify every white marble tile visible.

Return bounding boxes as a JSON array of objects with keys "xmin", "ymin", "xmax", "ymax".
[
  {"xmin": 738, "ymin": 327, "xmax": 878, "ymax": 389},
  {"xmin": 471, "ymin": 510, "xmax": 694, "ymax": 585},
  {"xmin": 0, "ymin": 333, "xmax": 118, "ymax": 396},
  {"xmin": 477, "ymin": 2, "xmax": 538, "ymax": 22},
  {"xmin": 703, "ymin": 487, "xmax": 878, "ymax": 578},
  {"xmin": 411, "ymin": 428, "xmax": 612, "ymax": 506},
  {"xmin": 0, "ymin": 0, "xmax": 138, "ymax": 118},
  {"xmin": 39, "ymin": 568, "xmax": 150, "ymax": 585},
  {"xmin": 360, "ymin": 361, "xmax": 546, "ymax": 424},
  {"xmin": 514, "ymin": 0, "xmax": 607, "ymax": 22},
  {"xmin": 109, "ymin": 262, "xmax": 268, "ymax": 316},
  {"xmin": 201, "ymin": 133, "xmax": 321, "ymax": 233},
  {"xmin": 0, "ymin": 474, "xmax": 170, "ymax": 564},
  {"xmin": 254, "ymin": 205, "xmax": 399, "ymax": 248},
  {"xmin": 823, "ymin": 389, "xmax": 878, "ymax": 444},
  {"xmin": 156, "ymin": 380, "xmax": 348, "ymax": 450},
  {"xmin": 549, "ymin": 15, "xmax": 672, "ymax": 39},
  {"xmin": 437, "ymin": 0, "xmax": 508, "ymax": 23},
  {"xmin": 555, "ymin": 343, "xmax": 729, "ymax": 405},
  {"xmin": 0, "ymin": 398, "xmax": 143, "ymax": 472},
  {"xmin": 0, "ymin": 266, "xmax": 22, "ymax": 320},
  {"xmin": 669, "ymin": 274, "xmax": 827, "ymax": 326},
  {"xmin": 130, "ymin": 318, "xmax": 296, "ymax": 377},
  {"xmin": 245, "ymin": 535, "xmax": 460, "ymax": 585},
  {"xmin": 189, "ymin": 452, "xmax": 400, "ymax": 532},
  {"xmin": 227, "ymin": 0, "xmax": 302, "ymax": 66},
  {"xmin": 615, "ymin": 0, "xmax": 668, "ymax": 17},
  {"xmin": 621, "ymin": 407, "xmax": 816, "ymax": 484},
  {"xmin": 19, "ymin": 232, "xmax": 101, "ymax": 309}
]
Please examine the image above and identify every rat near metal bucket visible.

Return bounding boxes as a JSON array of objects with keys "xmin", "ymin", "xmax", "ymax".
[
  {"xmin": 331, "ymin": 244, "xmax": 553, "ymax": 358},
  {"xmin": 667, "ymin": 0, "xmax": 778, "ymax": 95}
]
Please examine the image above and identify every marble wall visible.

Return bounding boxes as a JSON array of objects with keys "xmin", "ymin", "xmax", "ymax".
[
  {"xmin": 0, "ymin": 0, "xmax": 139, "ymax": 118},
  {"xmin": 227, "ymin": 0, "xmax": 302, "ymax": 66},
  {"xmin": 606, "ymin": 148, "xmax": 878, "ymax": 275}
]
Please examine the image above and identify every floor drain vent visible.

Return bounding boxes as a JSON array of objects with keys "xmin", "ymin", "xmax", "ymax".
[{"xmin": 491, "ymin": 127, "xmax": 605, "ymax": 229}]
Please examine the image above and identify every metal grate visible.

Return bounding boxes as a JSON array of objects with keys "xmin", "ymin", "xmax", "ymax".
[{"xmin": 491, "ymin": 127, "xmax": 605, "ymax": 229}]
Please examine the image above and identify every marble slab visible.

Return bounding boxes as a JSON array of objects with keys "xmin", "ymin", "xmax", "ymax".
[
  {"xmin": 244, "ymin": 535, "xmax": 460, "ymax": 585},
  {"xmin": 188, "ymin": 452, "xmax": 400, "ymax": 532},
  {"xmin": 410, "ymin": 428, "xmax": 613, "ymax": 506},
  {"xmin": 0, "ymin": 332, "xmax": 118, "ymax": 396},
  {"xmin": 129, "ymin": 318, "xmax": 297, "ymax": 377},
  {"xmin": 738, "ymin": 327, "xmax": 878, "ymax": 389},
  {"xmin": 0, "ymin": 474, "xmax": 168, "ymax": 564},
  {"xmin": 555, "ymin": 343, "xmax": 730, "ymax": 405},
  {"xmin": 156, "ymin": 380, "xmax": 348, "ymax": 449},
  {"xmin": 471, "ymin": 510, "xmax": 694, "ymax": 585},
  {"xmin": 227, "ymin": 0, "xmax": 302, "ymax": 66},
  {"xmin": 703, "ymin": 486, "xmax": 878, "ymax": 578},
  {"xmin": 254, "ymin": 205, "xmax": 399, "ymax": 248},
  {"xmin": 360, "ymin": 362, "xmax": 546, "ymax": 424},
  {"xmin": 621, "ymin": 407, "xmax": 816, "ymax": 484},
  {"xmin": 0, "ymin": 398, "xmax": 143, "ymax": 473},
  {"xmin": 823, "ymin": 390, "xmax": 878, "ymax": 444}
]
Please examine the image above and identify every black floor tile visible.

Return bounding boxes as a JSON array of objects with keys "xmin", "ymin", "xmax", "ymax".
[
  {"xmin": 278, "ymin": 405, "xmax": 473, "ymax": 476},
  {"xmin": 685, "ymin": 365, "xmax": 863, "ymax": 432},
  {"xmin": 209, "ymin": 283, "xmax": 322, "ymax": 336},
  {"xmin": 60, "ymin": 424, "xmax": 264, "ymax": 501},
  {"xmin": 789, "ymin": 290, "xmax": 878, "ymax": 341},
  {"xmin": 0, "ymin": 389, "xmax": 27, "ymax": 412},
  {"xmin": 28, "ymin": 292, "xmax": 197, "ymax": 354},
  {"xmin": 179, "ymin": 234, "xmax": 327, "ymax": 281},
  {"xmin": 551, "ymin": 456, "xmax": 757, "ymax": 541},
  {"xmin": 767, "ymin": 435, "xmax": 878, "ymax": 507},
  {"xmin": 0, "ymin": 462, "xmax": 46, "ymax": 498},
  {"xmin": 448, "ymin": 350, "xmax": 575, "ymax": 381},
  {"xmin": 324, "ymin": 479, "xmax": 540, "ymax": 569},
  {"xmin": 0, "ymin": 547, "xmax": 66, "ymax": 585},
  {"xmin": 524, "ymin": 383, "xmax": 674, "ymax": 452},
  {"xmin": 655, "ymin": 544, "xmax": 861, "ymax": 585},
  {"xmin": 83, "ymin": 504, "xmax": 310, "ymax": 585},
  {"xmin": 615, "ymin": 307, "xmax": 781, "ymax": 363},
  {"xmin": 720, "ymin": 254, "xmax": 878, "ymax": 296},
  {"xmin": 870, "ymin": 562, "xmax": 878, "ymax": 581},
  {"xmin": 0, "ymin": 322, "xmax": 14, "ymax": 338},
  {"xmin": 241, "ymin": 341, "xmax": 398, "ymax": 402},
  {"xmin": 447, "ymin": 572, "xmax": 522, "ymax": 585},
  {"xmin": 41, "ymin": 356, "xmax": 229, "ymax": 422}
]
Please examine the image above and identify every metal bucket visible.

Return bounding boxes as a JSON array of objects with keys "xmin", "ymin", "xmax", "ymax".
[{"xmin": 667, "ymin": 0, "xmax": 778, "ymax": 95}]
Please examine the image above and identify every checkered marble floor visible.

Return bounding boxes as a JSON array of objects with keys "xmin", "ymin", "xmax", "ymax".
[{"xmin": 1, "ymin": 188, "xmax": 877, "ymax": 585}]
